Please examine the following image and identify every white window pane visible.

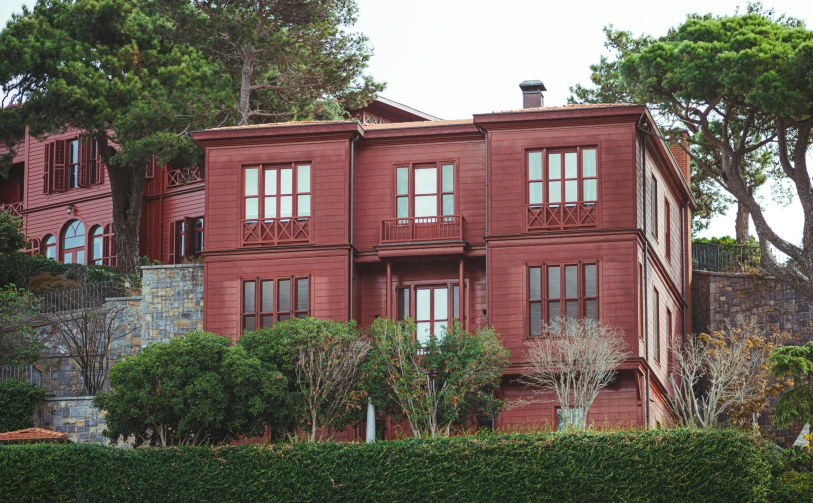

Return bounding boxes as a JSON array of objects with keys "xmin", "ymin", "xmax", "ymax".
[
  {"xmin": 76, "ymin": 251, "xmax": 85, "ymax": 265},
  {"xmin": 64, "ymin": 252, "xmax": 73, "ymax": 264},
  {"xmin": 583, "ymin": 149, "xmax": 597, "ymax": 177},
  {"xmin": 565, "ymin": 180, "xmax": 578, "ymax": 202},
  {"xmin": 434, "ymin": 288, "xmax": 448, "ymax": 320},
  {"xmin": 245, "ymin": 168, "xmax": 258, "ymax": 196},
  {"xmin": 298, "ymin": 165, "xmax": 310, "ymax": 193},
  {"xmin": 397, "ymin": 197, "xmax": 409, "ymax": 218},
  {"xmin": 530, "ymin": 303, "xmax": 542, "ymax": 336},
  {"xmin": 585, "ymin": 264, "xmax": 597, "ymax": 297},
  {"xmin": 585, "ymin": 299, "xmax": 598, "ymax": 320},
  {"xmin": 549, "ymin": 181, "xmax": 562, "ymax": 203},
  {"xmin": 416, "ymin": 290, "xmax": 430, "ymax": 320},
  {"xmin": 415, "ymin": 168, "xmax": 437, "ymax": 195},
  {"xmin": 280, "ymin": 196, "xmax": 293, "ymax": 218},
  {"xmin": 297, "ymin": 194, "xmax": 311, "ymax": 217},
  {"xmin": 264, "ymin": 197, "xmax": 277, "ymax": 219},
  {"xmin": 245, "ymin": 198, "xmax": 258, "ymax": 219},
  {"xmin": 442, "ymin": 164, "xmax": 454, "ymax": 192},
  {"xmin": 529, "ymin": 267, "xmax": 541, "ymax": 299},
  {"xmin": 565, "ymin": 152, "xmax": 577, "ymax": 178},
  {"xmin": 583, "ymin": 179, "xmax": 597, "ymax": 201},
  {"xmin": 548, "ymin": 153, "xmax": 561, "ymax": 179},
  {"xmin": 529, "ymin": 182, "xmax": 543, "ymax": 204},
  {"xmin": 264, "ymin": 170, "xmax": 277, "ymax": 195},
  {"xmin": 416, "ymin": 322, "xmax": 431, "ymax": 346},
  {"xmin": 565, "ymin": 265, "xmax": 578, "ymax": 298},
  {"xmin": 281, "ymin": 169, "xmax": 293, "ymax": 195},
  {"xmin": 414, "ymin": 196, "xmax": 437, "ymax": 217},
  {"xmin": 529, "ymin": 152, "xmax": 542, "ymax": 180},
  {"xmin": 442, "ymin": 194, "xmax": 454, "ymax": 215},
  {"xmin": 548, "ymin": 266, "xmax": 561, "ymax": 298},
  {"xmin": 435, "ymin": 320, "xmax": 447, "ymax": 340},
  {"xmin": 397, "ymin": 167, "xmax": 409, "ymax": 194},
  {"xmin": 93, "ymin": 237, "xmax": 102, "ymax": 259}
]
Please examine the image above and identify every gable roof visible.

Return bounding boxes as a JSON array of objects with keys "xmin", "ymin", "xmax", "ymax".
[{"xmin": 0, "ymin": 427, "xmax": 69, "ymax": 444}]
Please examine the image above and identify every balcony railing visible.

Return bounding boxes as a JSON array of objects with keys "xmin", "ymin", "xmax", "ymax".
[
  {"xmin": 166, "ymin": 166, "xmax": 203, "ymax": 188},
  {"xmin": 380, "ymin": 215, "xmax": 463, "ymax": 244},
  {"xmin": 0, "ymin": 365, "xmax": 42, "ymax": 386},
  {"xmin": 242, "ymin": 218, "xmax": 311, "ymax": 246},
  {"xmin": 527, "ymin": 202, "xmax": 598, "ymax": 231},
  {"xmin": 0, "ymin": 201, "xmax": 23, "ymax": 218}
]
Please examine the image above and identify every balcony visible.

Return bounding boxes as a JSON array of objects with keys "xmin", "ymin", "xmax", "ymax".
[
  {"xmin": 380, "ymin": 215, "xmax": 463, "ymax": 244},
  {"xmin": 242, "ymin": 218, "xmax": 311, "ymax": 246},
  {"xmin": 0, "ymin": 201, "xmax": 23, "ymax": 218},
  {"xmin": 167, "ymin": 166, "xmax": 203, "ymax": 188},
  {"xmin": 527, "ymin": 202, "xmax": 598, "ymax": 232}
]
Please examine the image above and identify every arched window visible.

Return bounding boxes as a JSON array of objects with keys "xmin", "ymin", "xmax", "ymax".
[
  {"xmin": 43, "ymin": 235, "xmax": 57, "ymax": 260},
  {"xmin": 62, "ymin": 220, "xmax": 85, "ymax": 264},
  {"xmin": 90, "ymin": 225, "xmax": 103, "ymax": 265}
]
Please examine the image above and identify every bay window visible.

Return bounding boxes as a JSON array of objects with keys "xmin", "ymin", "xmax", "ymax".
[
  {"xmin": 244, "ymin": 163, "xmax": 311, "ymax": 222},
  {"xmin": 242, "ymin": 275, "xmax": 310, "ymax": 331},
  {"xmin": 528, "ymin": 262, "xmax": 598, "ymax": 336},
  {"xmin": 527, "ymin": 148, "xmax": 597, "ymax": 208}
]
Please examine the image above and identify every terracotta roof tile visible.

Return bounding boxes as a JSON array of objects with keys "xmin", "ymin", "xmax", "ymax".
[
  {"xmin": 493, "ymin": 103, "xmax": 640, "ymax": 113},
  {"xmin": 363, "ymin": 119, "xmax": 474, "ymax": 130},
  {"xmin": 0, "ymin": 427, "xmax": 69, "ymax": 443}
]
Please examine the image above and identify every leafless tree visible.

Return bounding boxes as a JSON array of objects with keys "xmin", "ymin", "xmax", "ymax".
[
  {"xmin": 517, "ymin": 317, "xmax": 629, "ymax": 430},
  {"xmin": 665, "ymin": 318, "xmax": 778, "ymax": 428},
  {"xmin": 40, "ymin": 283, "xmax": 134, "ymax": 395},
  {"xmin": 296, "ymin": 335, "xmax": 370, "ymax": 442}
]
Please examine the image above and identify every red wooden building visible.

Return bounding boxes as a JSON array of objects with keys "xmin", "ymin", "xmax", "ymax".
[{"xmin": 191, "ymin": 82, "xmax": 694, "ymax": 432}]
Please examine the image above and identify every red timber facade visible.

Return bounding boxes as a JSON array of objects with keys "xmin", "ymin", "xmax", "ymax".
[{"xmin": 192, "ymin": 86, "xmax": 695, "ymax": 434}]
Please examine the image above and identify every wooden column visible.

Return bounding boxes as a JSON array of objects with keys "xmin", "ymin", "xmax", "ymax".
[
  {"xmin": 458, "ymin": 258, "xmax": 465, "ymax": 329},
  {"xmin": 385, "ymin": 262, "xmax": 392, "ymax": 319}
]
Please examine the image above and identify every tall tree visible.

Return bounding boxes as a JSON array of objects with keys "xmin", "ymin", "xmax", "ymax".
[
  {"xmin": 155, "ymin": 0, "xmax": 384, "ymax": 125},
  {"xmin": 0, "ymin": 0, "xmax": 232, "ymax": 273},
  {"xmin": 569, "ymin": 11, "xmax": 793, "ymax": 242}
]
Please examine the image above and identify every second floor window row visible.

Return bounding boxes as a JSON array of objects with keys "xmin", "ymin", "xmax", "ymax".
[
  {"xmin": 396, "ymin": 162, "xmax": 455, "ymax": 219},
  {"xmin": 44, "ymin": 138, "xmax": 104, "ymax": 194},
  {"xmin": 244, "ymin": 164, "xmax": 311, "ymax": 221},
  {"xmin": 528, "ymin": 148, "xmax": 597, "ymax": 207}
]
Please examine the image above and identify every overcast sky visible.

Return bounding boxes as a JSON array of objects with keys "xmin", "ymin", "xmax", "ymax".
[{"xmin": 3, "ymin": 0, "xmax": 811, "ymax": 243}]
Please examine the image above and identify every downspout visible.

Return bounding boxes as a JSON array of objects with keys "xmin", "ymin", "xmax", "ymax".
[
  {"xmin": 349, "ymin": 133, "xmax": 359, "ymax": 322},
  {"xmin": 639, "ymin": 118, "xmax": 651, "ymax": 428},
  {"xmin": 478, "ymin": 126, "xmax": 489, "ymax": 326}
]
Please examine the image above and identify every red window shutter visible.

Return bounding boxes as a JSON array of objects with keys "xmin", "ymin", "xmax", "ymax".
[
  {"xmin": 52, "ymin": 139, "xmax": 67, "ymax": 193},
  {"xmin": 168, "ymin": 221, "xmax": 177, "ymax": 264},
  {"xmin": 102, "ymin": 224, "xmax": 112, "ymax": 266},
  {"xmin": 43, "ymin": 142, "xmax": 52, "ymax": 194},
  {"xmin": 78, "ymin": 138, "xmax": 90, "ymax": 187},
  {"xmin": 184, "ymin": 216, "xmax": 195, "ymax": 258}
]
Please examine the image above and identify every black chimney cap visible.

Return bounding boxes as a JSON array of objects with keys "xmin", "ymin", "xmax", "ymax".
[{"xmin": 519, "ymin": 80, "xmax": 547, "ymax": 92}]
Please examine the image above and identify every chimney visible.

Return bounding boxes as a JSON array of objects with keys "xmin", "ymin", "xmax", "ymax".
[
  {"xmin": 668, "ymin": 130, "xmax": 691, "ymax": 184},
  {"xmin": 519, "ymin": 80, "xmax": 547, "ymax": 109}
]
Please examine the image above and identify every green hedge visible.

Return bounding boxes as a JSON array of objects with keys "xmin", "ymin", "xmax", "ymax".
[
  {"xmin": 0, "ymin": 430, "xmax": 789, "ymax": 503},
  {"xmin": 0, "ymin": 379, "xmax": 46, "ymax": 432}
]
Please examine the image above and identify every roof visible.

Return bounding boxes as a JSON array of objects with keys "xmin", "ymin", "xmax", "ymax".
[
  {"xmin": 206, "ymin": 120, "xmax": 352, "ymax": 132},
  {"xmin": 363, "ymin": 119, "xmax": 473, "ymax": 130},
  {"xmin": 492, "ymin": 103, "xmax": 640, "ymax": 114},
  {"xmin": 373, "ymin": 97, "xmax": 441, "ymax": 121},
  {"xmin": 0, "ymin": 427, "xmax": 69, "ymax": 444}
]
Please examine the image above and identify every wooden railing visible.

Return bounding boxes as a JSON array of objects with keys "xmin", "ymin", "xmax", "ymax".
[
  {"xmin": 166, "ymin": 166, "xmax": 203, "ymax": 188},
  {"xmin": 380, "ymin": 215, "xmax": 463, "ymax": 243},
  {"xmin": 527, "ymin": 202, "xmax": 598, "ymax": 231},
  {"xmin": 242, "ymin": 218, "xmax": 311, "ymax": 246},
  {"xmin": 0, "ymin": 201, "xmax": 23, "ymax": 218}
]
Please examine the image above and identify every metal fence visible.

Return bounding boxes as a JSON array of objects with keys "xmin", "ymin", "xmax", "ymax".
[
  {"xmin": 38, "ymin": 278, "xmax": 141, "ymax": 314},
  {"xmin": 0, "ymin": 365, "xmax": 42, "ymax": 386},
  {"xmin": 0, "ymin": 365, "xmax": 109, "ymax": 397},
  {"xmin": 692, "ymin": 242, "xmax": 793, "ymax": 273}
]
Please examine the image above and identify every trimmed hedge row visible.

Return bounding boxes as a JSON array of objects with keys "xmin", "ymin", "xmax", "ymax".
[{"xmin": 0, "ymin": 429, "xmax": 794, "ymax": 503}]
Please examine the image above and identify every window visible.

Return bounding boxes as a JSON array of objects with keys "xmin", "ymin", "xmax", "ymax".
[
  {"xmin": 653, "ymin": 288, "xmax": 660, "ymax": 362},
  {"xmin": 244, "ymin": 163, "xmax": 311, "ymax": 222},
  {"xmin": 528, "ymin": 263, "xmax": 598, "ymax": 336},
  {"xmin": 194, "ymin": 217, "xmax": 204, "ymax": 254},
  {"xmin": 43, "ymin": 138, "xmax": 103, "ymax": 194},
  {"xmin": 666, "ymin": 308, "xmax": 673, "ymax": 368},
  {"xmin": 527, "ymin": 148, "xmax": 597, "ymax": 208},
  {"xmin": 169, "ymin": 217, "xmax": 204, "ymax": 264},
  {"xmin": 665, "ymin": 199, "xmax": 672, "ymax": 260},
  {"xmin": 557, "ymin": 407, "xmax": 586, "ymax": 430},
  {"xmin": 651, "ymin": 177, "xmax": 658, "ymax": 238},
  {"xmin": 43, "ymin": 235, "xmax": 56, "ymax": 260},
  {"xmin": 68, "ymin": 139, "xmax": 80, "ymax": 189},
  {"xmin": 62, "ymin": 220, "xmax": 85, "ymax": 264},
  {"xmin": 396, "ymin": 283, "xmax": 461, "ymax": 344},
  {"xmin": 395, "ymin": 162, "xmax": 455, "ymax": 219},
  {"xmin": 90, "ymin": 226, "xmax": 103, "ymax": 265},
  {"xmin": 241, "ymin": 276, "xmax": 310, "ymax": 331},
  {"xmin": 639, "ymin": 263, "xmax": 644, "ymax": 340}
]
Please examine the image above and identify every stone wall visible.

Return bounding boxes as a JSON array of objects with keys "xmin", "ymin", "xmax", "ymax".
[
  {"xmin": 693, "ymin": 270, "xmax": 813, "ymax": 446},
  {"xmin": 37, "ymin": 397, "xmax": 131, "ymax": 446},
  {"xmin": 141, "ymin": 264, "xmax": 204, "ymax": 346}
]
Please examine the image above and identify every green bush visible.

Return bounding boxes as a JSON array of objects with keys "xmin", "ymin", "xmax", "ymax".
[
  {"xmin": 0, "ymin": 430, "xmax": 781, "ymax": 502},
  {"xmin": 0, "ymin": 251, "xmax": 117, "ymax": 289},
  {"xmin": 0, "ymin": 379, "xmax": 46, "ymax": 432}
]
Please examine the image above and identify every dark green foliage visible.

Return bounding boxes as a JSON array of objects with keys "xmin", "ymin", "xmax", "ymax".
[
  {"xmin": 0, "ymin": 430, "xmax": 782, "ymax": 502},
  {"xmin": 93, "ymin": 331, "xmax": 286, "ymax": 446},
  {"xmin": 0, "ymin": 378, "xmax": 46, "ymax": 432},
  {"xmin": 0, "ymin": 251, "xmax": 129, "ymax": 289},
  {"xmin": 769, "ymin": 342, "xmax": 813, "ymax": 428},
  {"xmin": 0, "ymin": 210, "xmax": 25, "ymax": 254},
  {"xmin": 774, "ymin": 447, "xmax": 813, "ymax": 503},
  {"xmin": 0, "ymin": 285, "xmax": 43, "ymax": 364}
]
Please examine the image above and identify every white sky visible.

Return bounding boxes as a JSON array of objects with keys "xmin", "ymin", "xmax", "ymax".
[{"xmin": 3, "ymin": 0, "xmax": 811, "ymax": 243}]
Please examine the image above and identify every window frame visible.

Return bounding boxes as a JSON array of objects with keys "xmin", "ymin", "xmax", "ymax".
[
  {"xmin": 525, "ymin": 146, "xmax": 599, "ymax": 208},
  {"xmin": 68, "ymin": 139, "xmax": 80, "ymax": 189},
  {"xmin": 43, "ymin": 234, "xmax": 57, "ymax": 261},
  {"xmin": 61, "ymin": 219, "xmax": 86, "ymax": 265},
  {"xmin": 665, "ymin": 198, "xmax": 672, "ymax": 261},
  {"xmin": 651, "ymin": 177, "xmax": 658, "ymax": 240},
  {"xmin": 653, "ymin": 287, "xmax": 661, "ymax": 362},
  {"xmin": 527, "ymin": 261, "xmax": 599, "ymax": 336},
  {"xmin": 242, "ymin": 162, "xmax": 312, "ymax": 224},
  {"xmin": 394, "ymin": 280, "xmax": 463, "ymax": 342},
  {"xmin": 89, "ymin": 225, "xmax": 104, "ymax": 265},
  {"xmin": 241, "ymin": 275, "xmax": 311, "ymax": 332},
  {"xmin": 392, "ymin": 161, "xmax": 458, "ymax": 219}
]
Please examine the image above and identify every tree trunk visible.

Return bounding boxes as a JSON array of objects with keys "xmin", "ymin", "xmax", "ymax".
[
  {"xmin": 238, "ymin": 44, "xmax": 254, "ymax": 126},
  {"xmin": 735, "ymin": 202, "xmax": 749, "ymax": 243}
]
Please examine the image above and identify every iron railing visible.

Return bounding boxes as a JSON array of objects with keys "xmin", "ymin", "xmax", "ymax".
[
  {"xmin": 0, "ymin": 365, "xmax": 42, "ymax": 386},
  {"xmin": 692, "ymin": 242, "xmax": 792, "ymax": 272},
  {"xmin": 37, "ymin": 279, "xmax": 142, "ymax": 314},
  {"xmin": 380, "ymin": 215, "xmax": 463, "ymax": 243}
]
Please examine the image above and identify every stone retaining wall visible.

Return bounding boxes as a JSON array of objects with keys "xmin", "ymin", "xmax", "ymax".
[{"xmin": 36, "ymin": 396, "xmax": 131, "ymax": 446}]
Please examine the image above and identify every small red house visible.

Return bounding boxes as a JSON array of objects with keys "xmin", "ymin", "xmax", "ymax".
[{"xmin": 191, "ymin": 82, "xmax": 695, "ymax": 432}]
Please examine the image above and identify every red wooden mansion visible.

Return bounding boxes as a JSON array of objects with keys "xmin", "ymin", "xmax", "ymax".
[{"xmin": 1, "ymin": 83, "xmax": 694, "ymax": 431}]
